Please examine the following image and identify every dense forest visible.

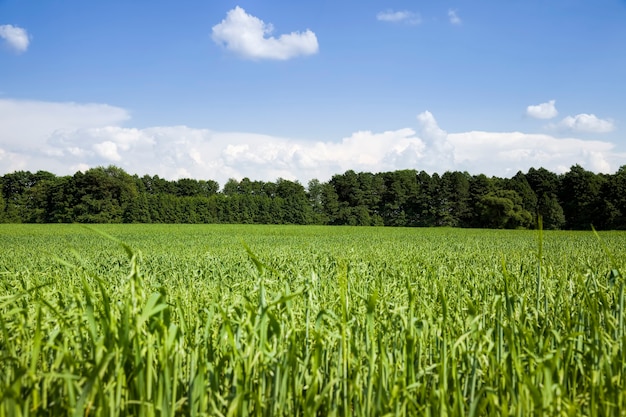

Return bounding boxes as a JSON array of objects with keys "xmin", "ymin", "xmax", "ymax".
[{"xmin": 1, "ymin": 164, "xmax": 625, "ymax": 229}]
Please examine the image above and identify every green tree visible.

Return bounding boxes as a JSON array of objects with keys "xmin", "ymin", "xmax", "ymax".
[
  {"xmin": 46, "ymin": 176, "xmax": 77, "ymax": 222},
  {"xmin": 331, "ymin": 170, "xmax": 362, "ymax": 206},
  {"xmin": 321, "ymin": 182, "xmax": 341, "ymax": 225},
  {"xmin": 526, "ymin": 167, "xmax": 560, "ymax": 196},
  {"xmin": 2, "ymin": 170, "xmax": 37, "ymax": 222},
  {"xmin": 72, "ymin": 166, "xmax": 139, "ymax": 223},
  {"xmin": 275, "ymin": 178, "xmax": 313, "ymax": 224},
  {"xmin": 329, "ymin": 170, "xmax": 386, "ymax": 225},
  {"xmin": 176, "ymin": 178, "xmax": 203, "ymax": 197},
  {"xmin": 438, "ymin": 171, "xmax": 471, "ymax": 227},
  {"xmin": 507, "ymin": 172, "xmax": 538, "ymax": 218},
  {"xmin": 478, "ymin": 190, "xmax": 533, "ymax": 229},
  {"xmin": 379, "ymin": 170, "xmax": 419, "ymax": 226},
  {"xmin": 307, "ymin": 179, "xmax": 328, "ymax": 224},
  {"xmin": 598, "ymin": 166, "xmax": 626, "ymax": 229},
  {"xmin": 525, "ymin": 167, "xmax": 564, "ymax": 229},
  {"xmin": 412, "ymin": 171, "xmax": 435, "ymax": 226},
  {"xmin": 222, "ymin": 178, "xmax": 240, "ymax": 196},
  {"xmin": 123, "ymin": 193, "xmax": 152, "ymax": 223},
  {"xmin": 193, "ymin": 196, "xmax": 218, "ymax": 223},
  {"xmin": 467, "ymin": 174, "xmax": 493, "ymax": 227},
  {"xmin": 141, "ymin": 174, "xmax": 176, "ymax": 194},
  {"xmin": 356, "ymin": 172, "xmax": 384, "ymax": 215},
  {"xmin": 22, "ymin": 172, "xmax": 60, "ymax": 223},
  {"xmin": 0, "ymin": 186, "xmax": 5, "ymax": 223},
  {"xmin": 537, "ymin": 193, "xmax": 565, "ymax": 230},
  {"xmin": 559, "ymin": 165, "xmax": 605, "ymax": 229}
]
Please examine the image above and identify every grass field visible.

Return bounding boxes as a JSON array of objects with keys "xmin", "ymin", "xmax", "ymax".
[{"xmin": 1, "ymin": 224, "xmax": 625, "ymax": 416}]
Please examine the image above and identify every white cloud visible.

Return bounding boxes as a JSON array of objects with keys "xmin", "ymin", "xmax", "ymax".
[
  {"xmin": 448, "ymin": 9, "xmax": 462, "ymax": 25},
  {"xmin": 559, "ymin": 113, "xmax": 615, "ymax": 133},
  {"xmin": 417, "ymin": 111, "xmax": 446, "ymax": 142},
  {"xmin": 416, "ymin": 111, "xmax": 455, "ymax": 170},
  {"xmin": 0, "ymin": 99, "xmax": 129, "ymax": 143},
  {"xmin": 0, "ymin": 24, "xmax": 30, "ymax": 53},
  {"xmin": 0, "ymin": 98, "xmax": 622, "ymax": 185},
  {"xmin": 586, "ymin": 151, "xmax": 612, "ymax": 173},
  {"xmin": 448, "ymin": 131, "xmax": 616, "ymax": 175},
  {"xmin": 376, "ymin": 10, "xmax": 421, "ymax": 25},
  {"xmin": 94, "ymin": 141, "xmax": 121, "ymax": 161},
  {"xmin": 526, "ymin": 100, "xmax": 558, "ymax": 119},
  {"xmin": 74, "ymin": 163, "xmax": 90, "ymax": 173},
  {"xmin": 0, "ymin": 99, "xmax": 130, "ymax": 174},
  {"xmin": 212, "ymin": 6, "xmax": 318, "ymax": 60}
]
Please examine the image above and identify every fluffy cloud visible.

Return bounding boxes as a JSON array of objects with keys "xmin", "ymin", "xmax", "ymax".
[
  {"xmin": 448, "ymin": 131, "xmax": 615, "ymax": 175},
  {"xmin": 376, "ymin": 10, "xmax": 421, "ymax": 25},
  {"xmin": 527, "ymin": 101, "xmax": 615, "ymax": 134},
  {"xmin": 93, "ymin": 141, "xmax": 121, "ymax": 161},
  {"xmin": 0, "ymin": 99, "xmax": 130, "ymax": 173},
  {"xmin": 0, "ymin": 24, "xmax": 30, "ymax": 53},
  {"xmin": 448, "ymin": 9, "xmax": 462, "ymax": 25},
  {"xmin": 526, "ymin": 100, "xmax": 558, "ymax": 119},
  {"xmin": 212, "ymin": 6, "xmax": 318, "ymax": 60},
  {"xmin": 0, "ymin": 99, "xmax": 129, "ymax": 140},
  {"xmin": 559, "ymin": 113, "xmax": 614, "ymax": 133},
  {"xmin": 0, "ymin": 98, "xmax": 622, "ymax": 185}
]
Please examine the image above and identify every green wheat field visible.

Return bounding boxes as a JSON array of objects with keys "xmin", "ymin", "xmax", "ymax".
[{"xmin": 1, "ymin": 224, "xmax": 625, "ymax": 416}]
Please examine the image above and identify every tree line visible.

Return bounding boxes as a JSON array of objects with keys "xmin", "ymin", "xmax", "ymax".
[{"xmin": 1, "ymin": 164, "xmax": 625, "ymax": 229}]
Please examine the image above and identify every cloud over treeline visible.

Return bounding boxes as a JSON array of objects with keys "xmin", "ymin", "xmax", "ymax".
[{"xmin": 1, "ymin": 99, "xmax": 621, "ymax": 185}]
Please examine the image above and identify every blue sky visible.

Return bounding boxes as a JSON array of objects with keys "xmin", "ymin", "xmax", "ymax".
[{"xmin": 1, "ymin": 0, "xmax": 625, "ymax": 185}]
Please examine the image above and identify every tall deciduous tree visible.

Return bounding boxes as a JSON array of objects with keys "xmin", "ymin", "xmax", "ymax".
[
  {"xmin": 559, "ymin": 165, "xmax": 605, "ymax": 230},
  {"xmin": 307, "ymin": 179, "xmax": 328, "ymax": 224},
  {"xmin": 72, "ymin": 166, "xmax": 138, "ymax": 223},
  {"xmin": 478, "ymin": 190, "xmax": 533, "ymax": 229},
  {"xmin": 507, "ymin": 172, "xmax": 538, "ymax": 218},
  {"xmin": 599, "ymin": 165, "xmax": 626, "ymax": 229},
  {"xmin": 222, "ymin": 178, "xmax": 240, "ymax": 196},
  {"xmin": 276, "ymin": 178, "xmax": 313, "ymax": 224},
  {"xmin": 525, "ymin": 167, "xmax": 564, "ymax": 229}
]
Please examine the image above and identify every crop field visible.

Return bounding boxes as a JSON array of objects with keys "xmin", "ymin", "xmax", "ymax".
[{"xmin": 1, "ymin": 224, "xmax": 625, "ymax": 416}]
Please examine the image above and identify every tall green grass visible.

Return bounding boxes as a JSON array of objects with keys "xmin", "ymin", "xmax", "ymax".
[{"xmin": 0, "ymin": 224, "xmax": 625, "ymax": 415}]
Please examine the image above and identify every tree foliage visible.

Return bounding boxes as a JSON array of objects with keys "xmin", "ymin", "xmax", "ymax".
[{"xmin": 1, "ymin": 164, "xmax": 624, "ymax": 229}]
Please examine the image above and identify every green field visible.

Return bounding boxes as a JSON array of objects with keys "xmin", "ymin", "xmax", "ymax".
[{"xmin": 1, "ymin": 224, "xmax": 625, "ymax": 416}]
